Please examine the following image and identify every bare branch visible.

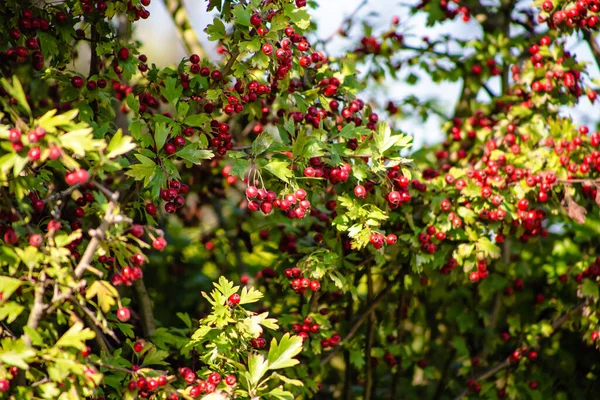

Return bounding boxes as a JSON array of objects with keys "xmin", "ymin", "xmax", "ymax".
[
  {"xmin": 163, "ymin": 0, "xmax": 207, "ymax": 58},
  {"xmin": 321, "ymin": 270, "xmax": 404, "ymax": 367},
  {"xmin": 133, "ymin": 280, "xmax": 156, "ymax": 337},
  {"xmin": 453, "ymin": 300, "xmax": 588, "ymax": 400},
  {"xmin": 74, "ymin": 190, "xmax": 120, "ymax": 279}
]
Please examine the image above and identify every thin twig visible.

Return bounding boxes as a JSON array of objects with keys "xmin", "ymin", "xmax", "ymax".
[
  {"xmin": 583, "ymin": 31, "xmax": 600, "ymax": 71},
  {"xmin": 453, "ymin": 300, "xmax": 588, "ymax": 400},
  {"xmin": 23, "ymin": 276, "xmax": 48, "ymax": 347},
  {"xmin": 133, "ymin": 280, "xmax": 156, "ymax": 337},
  {"xmin": 163, "ymin": 0, "xmax": 207, "ymax": 58},
  {"xmin": 320, "ymin": 271, "xmax": 404, "ymax": 367},
  {"xmin": 74, "ymin": 189, "xmax": 120, "ymax": 279},
  {"xmin": 77, "ymin": 302, "xmax": 120, "ymax": 343}
]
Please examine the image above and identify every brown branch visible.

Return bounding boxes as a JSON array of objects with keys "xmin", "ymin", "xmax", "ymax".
[
  {"xmin": 74, "ymin": 189, "xmax": 119, "ymax": 279},
  {"xmin": 163, "ymin": 0, "xmax": 207, "ymax": 58},
  {"xmin": 133, "ymin": 280, "xmax": 156, "ymax": 337},
  {"xmin": 79, "ymin": 308, "xmax": 112, "ymax": 354},
  {"xmin": 76, "ymin": 302, "xmax": 120, "ymax": 343},
  {"xmin": 221, "ymin": 48, "xmax": 241, "ymax": 81},
  {"xmin": 23, "ymin": 276, "xmax": 47, "ymax": 347},
  {"xmin": 45, "ymin": 279, "xmax": 87, "ymax": 314},
  {"xmin": 453, "ymin": 300, "xmax": 588, "ymax": 400},
  {"xmin": 320, "ymin": 270, "xmax": 404, "ymax": 367},
  {"xmin": 364, "ymin": 266, "xmax": 375, "ymax": 400},
  {"xmin": 584, "ymin": 31, "xmax": 600, "ymax": 72},
  {"xmin": 45, "ymin": 183, "xmax": 81, "ymax": 202}
]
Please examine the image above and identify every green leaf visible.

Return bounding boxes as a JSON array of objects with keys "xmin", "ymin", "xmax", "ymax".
[
  {"xmin": 175, "ymin": 145, "xmax": 213, "ymax": 164},
  {"xmin": 264, "ymin": 160, "xmax": 293, "ymax": 183},
  {"xmin": 206, "ymin": 17, "xmax": 227, "ymax": 41},
  {"xmin": 284, "ymin": 4, "xmax": 311, "ymax": 29},
  {"xmin": 265, "ymin": 387, "xmax": 295, "ymax": 400},
  {"xmin": 60, "ymin": 128, "xmax": 104, "ymax": 158},
  {"xmin": 253, "ymin": 132, "xmax": 274, "ymax": 155},
  {"xmin": 582, "ymin": 279, "xmax": 599, "ymax": 299},
  {"xmin": 106, "ymin": 129, "xmax": 136, "ymax": 159},
  {"xmin": 154, "ymin": 122, "xmax": 170, "ymax": 150},
  {"xmin": 0, "ymin": 338, "xmax": 36, "ymax": 370},
  {"xmin": 55, "ymin": 322, "xmax": 95, "ymax": 350},
  {"xmin": 232, "ymin": 5, "xmax": 251, "ymax": 26},
  {"xmin": 1, "ymin": 77, "xmax": 31, "ymax": 117},
  {"xmin": 267, "ymin": 333, "xmax": 303, "ymax": 370},
  {"xmin": 183, "ymin": 114, "xmax": 210, "ymax": 127},
  {"xmin": 239, "ymin": 286, "xmax": 263, "ymax": 305},
  {"xmin": 126, "ymin": 163, "xmax": 156, "ymax": 186},
  {"xmin": 160, "ymin": 77, "xmax": 183, "ymax": 105},
  {"xmin": 86, "ymin": 280, "xmax": 119, "ymax": 313},
  {"xmin": 0, "ymin": 302, "xmax": 24, "ymax": 323},
  {"xmin": 248, "ymin": 353, "xmax": 269, "ymax": 385},
  {"xmin": 0, "ymin": 276, "xmax": 23, "ymax": 300}
]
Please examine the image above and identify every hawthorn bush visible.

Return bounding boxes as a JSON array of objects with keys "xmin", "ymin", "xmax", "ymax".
[{"xmin": 1, "ymin": 0, "xmax": 600, "ymax": 398}]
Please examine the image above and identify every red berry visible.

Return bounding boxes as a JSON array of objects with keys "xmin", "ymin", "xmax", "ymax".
[
  {"xmin": 152, "ymin": 237, "xmax": 167, "ymax": 251},
  {"xmin": 229, "ymin": 293, "xmax": 240, "ymax": 305},
  {"xmin": 208, "ymin": 372, "xmax": 221, "ymax": 385},
  {"xmin": 225, "ymin": 375, "xmax": 236, "ymax": 386},
  {"xmin": 116, "ymin": 307, "xmax": 131, "ymax": 322},
  {"xmin": 354, "ymin": 185, "xmax": 367, "ymax": 198},
  {"xmin": 118, "ymin": 47, "xmax": 130, "ymax": 60},
  {"xmin": 133, "ymin": 341, "xmax": 144, "ymax": 352},
  {"xmin": 71, "ymin": 76, "xmax": 84, "ymax": 88},
  {"xmin": 250, "ymin": 14, "xmax": 262, "ymax": 27},
  {"xmin": 29, "ymin": 234, "xmax": 42, "ymax": 247}
]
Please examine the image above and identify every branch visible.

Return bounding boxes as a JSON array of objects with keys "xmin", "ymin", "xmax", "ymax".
[
  {"xmin": 76, "ymin": 303, "xmax": 120, "ymax": 343},
  {"xmin": 163, "ymin": 0, "xmax": 206, "ymax": 58},
  {"xmin": 74, "ymin": 189, "xmax": 120, "ymax": 279},
  {"xmin": 221, "ymin": 48, "xmax": 241, "ymax": 81},
  {"xmin": 584, "ymin": 31, "xmax": 600, "ymax": 72},
  {"xmin": 77, "ymin": 308, "xmax": 112, "ymax": 354},
  {"xmin": 364, "ymin": 266, "xmax": 375, "ymax": 400},
  {"xmin": 133, "ymin": 280, "xmax": 156, "ymax": 337},
  {"xmin": 23, "ymin": 278, "xmax": 47, "ymax": 347},
  {"xmin": 320, "ymin": 270, "xmax": 404, "ymax": 367},
  {"xmin": 45, "ymin": 279, "xmax": 87, "ymax": 314},
  {"xmin": 45, "ymin": 183, "xmax": 81, "ymax": 202},
  {"xmin": 453, "ymin": 300, "xmax": 588, "ymax": 400}
]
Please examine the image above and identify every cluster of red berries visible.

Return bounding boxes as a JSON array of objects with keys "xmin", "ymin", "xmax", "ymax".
[
  {"xmin": 368, "ymin": 232, "xmax": 397, "ymax": 249},
  {"xmin": 127, "ymin": 374, "xmax": 169, "ymax": 398},
  {"xmin": 383, "ymin": 352, "xmax": 399, "ymax": 367},
  {"xmin": 7, "ymin": 126, "xmax": 64, "ymax": 163},
  {"xmin": 467, "ymin": 259, "xmax": 489, "ymax": 283},
  {"xmin": 250, "ymin": 336, "xmax": 267, "ymax": 349},
  {"xmin": 417, "ymin": 225, "xmax": 446, "ymax": 254},
  {"xmin": 575, "ymin": 257, "xmax": 600, "ymax": 282},
  {"xmin": 0, "ymin": 366, "xmax": 19, "ymax": 393},
  {"xmin": 284, "ymin": 267, "xmax": 320, "ymax": 294},
  {"xmin": 514, "ymin": 199, "xmax": 548, "ymax": 241},
  {"xmin": 2, "ymin": 8, "xmax": 50, "ymax": 71},
  {"xmin": 529, "ymin": 42, "xmax": 586, "ymax": 97},
  {"xmin": 415, "ymin": 0, "xmax": 471, "ymax": 22},
  {"xmin": 470, "ymin": 58, "xmax": 501, "ymax": 77},
  {"xmin": 320, "ymin": 333, "xmax": 341, "ymax": 349},
  {"xmin": 111, "ymin": 257, "xmax": 144, "ymax": 287},
  {"xmin": 174, "ymin": 368, "xmax": 235, "ymax": 398},
  {"xmin": 539, "ymin": 0, "xmax": 600, "ymax": 29},
  {"xmin": 292, "ymin": 316, "xmax": 320, "ymax": 341},
  {"xmin": 206, "ymin": 120, "xmax": 233, "ymax": 156},
  {"xmin": 159, "ymin": 181, "xmax": 189, "ymax": 214},
  {"xmin": 440, "ymin": 257, "xmax": 459, "ymax": 275},
  {"xmin": 221, "ymin": 165, "xmax": 237, "ymax": 185}
]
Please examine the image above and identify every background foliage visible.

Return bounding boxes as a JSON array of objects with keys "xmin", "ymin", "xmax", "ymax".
[{"xmin": 1, "ymin": 0, "xmax": 600, "ymax": 399}]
